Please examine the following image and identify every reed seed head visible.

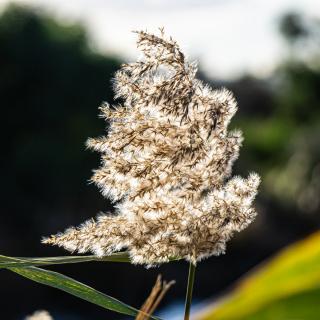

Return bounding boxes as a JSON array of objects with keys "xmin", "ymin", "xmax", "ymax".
[{"xmin": 43, "ymin": 29, "xmax": 260, "ymax": 266}]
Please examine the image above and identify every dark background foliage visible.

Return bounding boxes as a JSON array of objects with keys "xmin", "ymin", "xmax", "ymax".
[{"xmin": 0, "ymin": 4, "xmax": 319, "ymax": 319}]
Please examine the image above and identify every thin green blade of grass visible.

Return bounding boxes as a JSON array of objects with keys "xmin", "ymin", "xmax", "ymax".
[
  {"xmin": 0, "ymin": 252, "xmax": 131, "ymax": 268},
  {"xmin": 0, "ymin": 253, "xmax": 180, "ymax": 268},
  {"xmin": 8, "ymin": 265, "xmax": 161, "ymax": 319}
]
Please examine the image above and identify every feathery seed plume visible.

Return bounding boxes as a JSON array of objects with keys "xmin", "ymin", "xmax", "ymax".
[{"xmin": 43, "ymin": 29, "xmax": 260, "ymax": 266}]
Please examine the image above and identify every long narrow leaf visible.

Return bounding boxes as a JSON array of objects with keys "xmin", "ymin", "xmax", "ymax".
[
  {"xmin": 0, "ymin": 252, "xmax": 131, "ymax": 268},
  {"xmin": 9, "ymin": 266, "xmax": 160, "ymax": 319},
  {"xmin": 0, "ymin": 253, "xmax": 180, "ymax": 268}
]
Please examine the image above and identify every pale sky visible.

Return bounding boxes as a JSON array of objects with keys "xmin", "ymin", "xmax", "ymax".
[{"xmin": 1, "ymin": 0, "xmax": 319, "ymax": 79}]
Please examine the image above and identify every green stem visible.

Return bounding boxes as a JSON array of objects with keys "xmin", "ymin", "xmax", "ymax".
[{"xmin": 184, "ymin": 261, "xmax": 196, "ymax": 320}]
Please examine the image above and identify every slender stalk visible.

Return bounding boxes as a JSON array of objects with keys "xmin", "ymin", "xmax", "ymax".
[{"xmin": 184, "ymin": 261, "xmax": 196, "ymax": 320}]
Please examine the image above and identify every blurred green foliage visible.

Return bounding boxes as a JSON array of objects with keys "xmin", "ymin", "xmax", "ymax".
[
  {"xmin": 197, "ymin": 232, "xmax": 320, "ymax": 320},
  {"xmin": 232, "ymin": 12, "xmax": 320, "ymax": 215},
  {"xmin": 0, "ymin": 4, "xmax": 121, "ymax": 242},
  {"xmin": 0, "ymin": 7, "xmax": 122, "ymax": 317}
]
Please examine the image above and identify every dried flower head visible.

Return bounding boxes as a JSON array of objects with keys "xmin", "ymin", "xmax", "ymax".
[{"xmin": 43, "ymin": 29, "xmax": 260, "ymax": 266}]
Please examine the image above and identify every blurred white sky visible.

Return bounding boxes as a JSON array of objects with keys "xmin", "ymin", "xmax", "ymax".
[{"xmin": 1, "ymin": 0, "xmax": 319, "ymax": 79}]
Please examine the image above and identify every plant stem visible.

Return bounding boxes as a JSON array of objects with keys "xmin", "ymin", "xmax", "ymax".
[{"xmin": 184, "ymin": 261, "xmax": 196, "ymax": 320}]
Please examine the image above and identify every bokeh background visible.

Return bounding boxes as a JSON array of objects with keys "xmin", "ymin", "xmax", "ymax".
[{"xmin": 1, "ymin": 0, "xmax": 320, "ymax": 319}]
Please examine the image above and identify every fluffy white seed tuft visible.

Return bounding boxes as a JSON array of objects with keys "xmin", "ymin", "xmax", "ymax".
[{"xmin": 43, "ymin": 30, "xmax": 260, "ymax": 265}]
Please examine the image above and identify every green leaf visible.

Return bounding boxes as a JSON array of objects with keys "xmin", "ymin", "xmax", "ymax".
[
  {"xmin": 0, "ymin": 253, "xmax": 180, "ymax": 269},
  {"xmin": 2, "ymin": 255, "xmax": 161, "ymax": 319},
  {"xmin": 239, "ymin": 287, "xmax": 320, "ymax": 320},
  {"xmin": 8, "ymin": 265, "xmax": 160, "ymax": 319},
  {"xmin": 0, "ymin": 252, "xmax": 131, "ymax": 268},
  {"xmin": 196, "ymin": 231, "xmax": 320, "ymax": 320}
]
